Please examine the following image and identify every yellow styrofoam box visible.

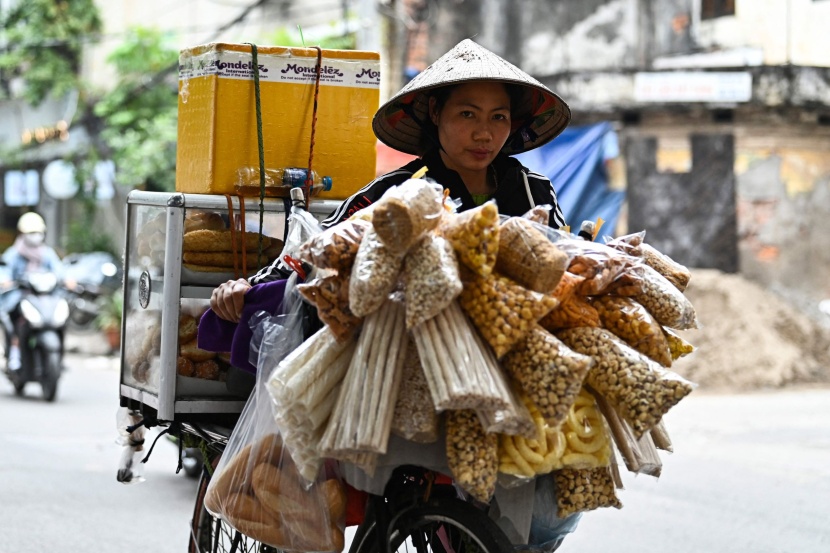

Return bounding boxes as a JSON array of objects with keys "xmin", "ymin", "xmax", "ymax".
[{"xmin": 176, "ymin": 43, "xmax": 380, "ymax": 200}]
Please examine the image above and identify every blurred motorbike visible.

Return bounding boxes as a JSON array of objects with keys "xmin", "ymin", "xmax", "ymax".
[
  {"xmin": 2, "ymin": 271, "xmax": 70, "ymax": 401},
  {"xmin": 61, "ymin": 252, "xmax": 122, "ymax": 331}
]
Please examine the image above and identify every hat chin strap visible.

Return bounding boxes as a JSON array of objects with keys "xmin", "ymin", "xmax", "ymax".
[{"xmin": 506, "ymin": 123, "xmax": 538, "ymax": 153}]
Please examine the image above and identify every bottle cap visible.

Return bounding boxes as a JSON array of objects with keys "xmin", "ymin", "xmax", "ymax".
[{"xmin": 322, "ymin": 176, "xmax": 333, "ymax": 191}]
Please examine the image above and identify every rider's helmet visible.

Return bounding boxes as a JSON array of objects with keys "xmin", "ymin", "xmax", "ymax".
[{"xmin": 17, "ymin": 212, "xmax": 46, "ymax": 235}]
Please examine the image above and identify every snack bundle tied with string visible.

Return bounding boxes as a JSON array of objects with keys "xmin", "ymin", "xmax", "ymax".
[{"xmin": 277, "ymin": 184, "xmax": 701, "ymax": 513}]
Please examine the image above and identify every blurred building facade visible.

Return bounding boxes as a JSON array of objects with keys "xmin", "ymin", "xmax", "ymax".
[{"xmin": 397, "ymin": 0, "xmax": 830, "ymax": 313}]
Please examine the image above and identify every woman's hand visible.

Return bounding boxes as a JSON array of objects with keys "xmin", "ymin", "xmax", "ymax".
[{"xmin": 210, "ymin": 278, "xmax": 251, "ymax": 322}]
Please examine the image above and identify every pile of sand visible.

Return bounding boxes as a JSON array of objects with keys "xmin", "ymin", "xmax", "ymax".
[{"xmin": 669, "ymin": 269, "xmax": 830, "ymax": 391}]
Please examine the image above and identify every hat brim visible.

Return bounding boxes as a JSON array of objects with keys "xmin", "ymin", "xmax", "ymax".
[{"xmin": 372, "ymin": 40, "xmax": 571, "ymax": 156}]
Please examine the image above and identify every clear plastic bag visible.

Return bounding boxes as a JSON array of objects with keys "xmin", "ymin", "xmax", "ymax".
[
  {"xmin": 591, "ymin": 295, "xmax": 672, "ymax": 367},
  {"xmin": 458, "ymin": 272, "xmax": 559, "ymax": 359},
  {"xmin": 371, "ymin": 178, "xmax": 444, "ymax": 254},
  {"xmin": 539, "ymin": 294, "xmax": 601, "ymax": 331},
  {"xmin": 553, "ymin": 466, "xmax": 622, "ymax": 518},
  {"xmin": 446, "ymin": 409, "xmax": 499, "ymax": 502},
  {"xmin": 664, "ymin": 327, "xmax": 696, "ymax": 360},
  {"xmin": 441, "ymin": 200, "xmax": 500, "ymax": 278},
  {"xmin": 498, "ymin": 387, "xmax": 612, "ymax": 479},
  {"xmin": 278, "ymin": 205, "xmax": 324, "ymax": 272},
  {"xmin": 476, "ymin": 379, "xmax": 537, "ymax": 439},
  {"xmin": 403, "ymin": 234, "xmax": 463, "ymax": 329},
  {"xmin": 555, "ymin": 239, "xmax": 642, "ymax": 296},
  {"xmin": 297, "ymin": 273, "xmax": 362, "ymax": 342},
  {"xmin": 496, "ymin": 216, "xmax": 570, "ymax": 294},
  {"xmin": 411, "ymin": 301, "xmax": 513, "ymax": 411},
  {"xmin": 391, "ymin": 337, "xmax": 440, "ymax": 443},
  {"xmin": 349, "ymin": 227, "xmax": 404, "ymax": 318},
  {"xmin": 266, "ymin": 325, "xmax": 356, "ymax": 482},
  {"xmin": 526, "ymin": 474, "xmax": 583, "ymax": 552},
  {"xmin": 606, "ymin": 231, "xmax": 691, "ymax": 292},
  {"xmin": 557, "ymin": 327, "xmax": 696, "ymax": 439},
  {"xmin": 502, "ymin": 326, "xmax": 593, "ymax": 428},
  {"xmin": 206, "ymin": 278, "xmax": 346, "ymax": 552},
  {"xmin": 632, "ymin": 264, "xmax": 699, "ymax": 330},
  {"xmin": 522, "ymin": 204, "xmax": 553, "ymax": 226},
  {"xmin": 591, "ymin": 389, "xmax": 663, "ymax": 477},
  {"xmin": 297, "ymin": 218, "xmax": 371, "ymax": 272}
]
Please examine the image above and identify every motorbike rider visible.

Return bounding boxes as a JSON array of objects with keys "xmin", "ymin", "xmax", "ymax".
[{"xmin": 1, "ymin": 212, "xmax": 63, "ymax": 372}]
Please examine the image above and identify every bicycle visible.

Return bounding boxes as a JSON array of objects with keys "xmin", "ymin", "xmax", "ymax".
[{"xmin": 184, "ymin": 421, "xmax": 513, "ymax": 553}]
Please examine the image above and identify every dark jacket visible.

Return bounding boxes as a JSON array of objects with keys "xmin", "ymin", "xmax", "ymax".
[{"xmin": 321, "ymin": 149, "xmax": 566, "ymax": 229}]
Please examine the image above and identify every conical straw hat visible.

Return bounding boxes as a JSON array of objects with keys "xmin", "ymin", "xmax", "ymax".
[{"xmin": 372, "ymin": 39, "xmax": 571, "ymax": 156}]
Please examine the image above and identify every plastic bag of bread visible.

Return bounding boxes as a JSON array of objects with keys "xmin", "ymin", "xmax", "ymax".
[
  {"xmin": 403, "ymin": 234, "xmax": 463, "ymax": 329},
  {"xmin": 349, "ymin": 227, "xmax": 404, "ymax": 318},
  {"xmin": 557, "ymin": 327, "xmax": 695, "ymax": 439},
  {"xmin": 441, "ymin": 201, "xmax": 500, "ymax": 278},
  {"xmin": 606, "ymin": 231, "xmax": 691, "ymax": 292},
  {"xmin": 496, "ymin": 216, "xmax": 569, "ymax": 294},
  {"xmin": 458, "ymin": 272, "xmax": 558, "ymax": 359},
  {"xmin": 590, "ymin": 296, "xmax": 672, "ymax": 367},
  {"xmin": 206, "ymin": 280, "xmax": 346, "ymax": 552},
  {"xmin": 371, "ymin": 178, "xmax": 444, "ymax": 254},
  {"xmin": 297, "ymin": 218, "xmax": 371, "ymax": 272},
  {"xmin": 266, "ymin": 324, "xmax": 357, "ymax": 482},
  {"xmin": 297, "ymin": 273, "xmax": 361, "ymax": 342}
]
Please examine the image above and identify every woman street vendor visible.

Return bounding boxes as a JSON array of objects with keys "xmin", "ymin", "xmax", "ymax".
[
  {"xmin": 207, "ymin": 39, "xmax": 582, "ymax": 551},
  {"xmin": 211, "ymin": 38, "xmax": 570, "ymax": 318}
]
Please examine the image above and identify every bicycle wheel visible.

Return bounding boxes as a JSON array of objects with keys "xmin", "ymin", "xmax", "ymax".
[
  {"xmin": 189, "ymin": 459, "xmax": 280, "ymax": 553},
  {"xmin": 351, "ymin": 496, "xmax": 513, "ymax": 553}
]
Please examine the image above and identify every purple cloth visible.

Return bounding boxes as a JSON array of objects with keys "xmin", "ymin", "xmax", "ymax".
[{"xmin": 197, "ymin": 279, "xmax": 289, "ymax": 373}]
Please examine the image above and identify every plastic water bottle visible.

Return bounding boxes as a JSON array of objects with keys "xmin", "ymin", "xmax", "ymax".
[
  {"xmin": 280, "ymin": 168, "xmax": 333, "ymax": 195},
  {"xmin": 235, "ymin": 166, "xmax": 333, "ymax": 196}
]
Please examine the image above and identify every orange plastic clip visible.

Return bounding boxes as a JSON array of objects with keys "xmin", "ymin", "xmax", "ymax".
[{"xmin": 282, "ymin": 255, "xmax": 307, "ymax": 280}]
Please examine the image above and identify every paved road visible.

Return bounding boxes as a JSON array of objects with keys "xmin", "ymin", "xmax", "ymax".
[
  {"xmin": 560, "ymin": 387, "xmax": 830, "ymax": 553},
  {"xmin": 0, "ymin": 352, "xmax": 196, "ymax": 553},
  {"xmin": 1, "ymin": 350, "xmax": 829, "ymax": 552}
]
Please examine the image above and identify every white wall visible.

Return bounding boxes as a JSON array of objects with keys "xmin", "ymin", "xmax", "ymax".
[
  {"xmin": 695, "ymin": 0, "xmax": 830, "ymax": 67},
  {"xmin": 523, "ymin": 0, "xmax": 640, "ymax": 74}
]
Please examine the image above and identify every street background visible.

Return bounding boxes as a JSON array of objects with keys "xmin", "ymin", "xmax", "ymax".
[{"xmin": 1, "ymin": 337, "xmax": 828, "ymax": 553}]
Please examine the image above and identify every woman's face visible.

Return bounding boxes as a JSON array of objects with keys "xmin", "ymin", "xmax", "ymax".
[{"xmin": 429, "ymin": 81, "xmax": 512, "ymax": 174}]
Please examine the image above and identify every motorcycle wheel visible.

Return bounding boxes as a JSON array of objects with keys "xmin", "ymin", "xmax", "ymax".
[{"xmin": 40, "ymin": 350, "xmax": 61, "ymax": 402}]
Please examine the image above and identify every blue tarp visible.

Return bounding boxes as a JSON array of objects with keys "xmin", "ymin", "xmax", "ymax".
[{"xmin": 517, "ymin": 121, "xmax": 624, "ymax": 242}]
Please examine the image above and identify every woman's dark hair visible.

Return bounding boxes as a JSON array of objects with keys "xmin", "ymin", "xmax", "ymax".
[{"xmin": 418, "ymin": 82, "xmax": 527, "ymax": 152}]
